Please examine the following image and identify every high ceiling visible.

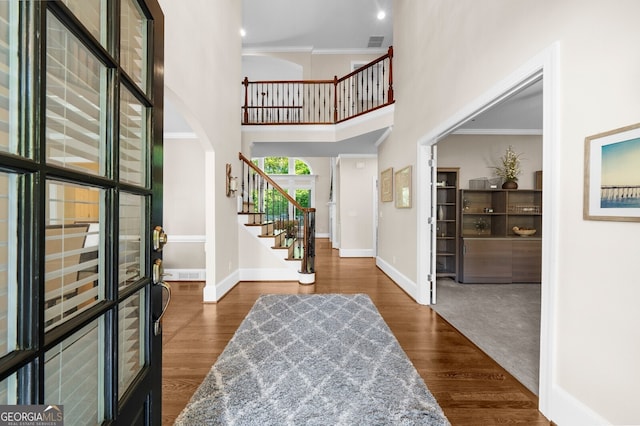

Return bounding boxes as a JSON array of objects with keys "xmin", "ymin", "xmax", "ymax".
[
  {"xmin": 165, "ymin": 2, "xmax": 543, "ymax": 156},
  {"xmin": 242, "ymin": 0, "xmax": 394, "ymax": 51}
]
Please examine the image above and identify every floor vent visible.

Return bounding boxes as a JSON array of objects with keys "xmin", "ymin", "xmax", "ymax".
[{"xmin": 165, "ymin": 269, "xmax": 206, "ymax": 281}]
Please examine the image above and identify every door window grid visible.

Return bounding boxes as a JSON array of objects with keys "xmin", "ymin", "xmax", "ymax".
[
  {"xmin": 45, "ymin": 319, "xmax": 104, "ymax": 426},
  {"xmin": 45, "ymin": 181, "xmax": 103, "ymax": 331},
  {"xmin": 46, "ymin": 11, "xmax": 107, "ymax": 176},
  {"xmin": 0, "ymin": 1, "xmax": 159, "ymax": 420},
  {"xmin": 120, "ymin": 0, "xmax": 147, "ymax": 93},
  {"xmin": 0, "ymin": 172, "xmax": 17, "ymax": 357},
  {"xmin": 0, "ymin": 1, "xmax": 19, "ymax": 156},
  {"xmin": 120, "ymin": 87, "xmax": 147, "ymax": 187},
  {"xmin": 118, "ymin": 288, "xmax": 145, "ymax": 399},
  {"xmin": 118, "ymin": 192, "xmax": 144, "ymax": 290}
]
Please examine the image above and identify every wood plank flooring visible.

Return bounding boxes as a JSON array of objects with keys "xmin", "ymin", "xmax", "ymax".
[{"xmin": 162, "ymin": 239, "xmax": 550, "ymax": 425}]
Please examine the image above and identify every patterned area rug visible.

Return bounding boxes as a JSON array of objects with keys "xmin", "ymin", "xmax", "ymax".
[{"xmin": 175, "ymin": 294, "xmax": 450, "ymax": 425}]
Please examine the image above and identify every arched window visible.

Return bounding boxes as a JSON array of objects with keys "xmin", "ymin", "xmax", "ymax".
[{"xmin": 252, "ymin": 157, "xmax": 315, "ymax": 211}]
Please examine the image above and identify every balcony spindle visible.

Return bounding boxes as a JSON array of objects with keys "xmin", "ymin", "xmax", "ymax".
[{"xmin": 241, "ymin": 48, "xmax": 393, "ymax": 124}]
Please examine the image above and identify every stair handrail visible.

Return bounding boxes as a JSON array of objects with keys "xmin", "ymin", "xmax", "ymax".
[
  {"xmin": 238, "ymin": 152, "xmax": 316, "ymax": 276},
  {"xmin": 239, "ymin": 153, "xmax": 312, "ymax": 212}
]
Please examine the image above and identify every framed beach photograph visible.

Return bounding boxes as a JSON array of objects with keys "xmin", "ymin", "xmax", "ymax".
[
  {"xmin": 381, "ymin": 167, "xmax": 393, "ymax": 202},
  {"xmin": 395, "ymin": 166, "xmax": 412, "ymax": 209},
  {"xmin": 584, "ymin": 123, "xmax": 640, "ymax": 221}
]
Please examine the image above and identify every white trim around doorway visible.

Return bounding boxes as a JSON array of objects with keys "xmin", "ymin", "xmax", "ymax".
[{"xmin": 415, "ymin": 43, "xmax": 560, "ymax": 422}]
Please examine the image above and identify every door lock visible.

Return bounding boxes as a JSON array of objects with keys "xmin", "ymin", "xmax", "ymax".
[{"xmin": 153, "ymin": 225, "xmax": 168, "ymax": 252}]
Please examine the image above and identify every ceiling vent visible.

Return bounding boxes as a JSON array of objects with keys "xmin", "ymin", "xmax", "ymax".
[{"xmin": 367, "ymin": 36, "xmax": 384, "ymax": 48}]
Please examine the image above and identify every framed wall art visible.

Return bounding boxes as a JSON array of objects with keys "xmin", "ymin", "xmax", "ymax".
[
  {"xmin": 395, "ymin": 166, "xmax": 412, "ymax": 209},
  {"xmin": 381, "ymin": 167, "xmax": 393, "ymax": 202},
  {"xmin": 584, "ymin": 122, "xmax": 640, "ymax": 222}
]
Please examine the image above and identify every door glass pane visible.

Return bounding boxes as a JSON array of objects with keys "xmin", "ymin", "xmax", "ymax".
[
  {"xmin": 119, "ymin": 192, "xmax": 144, "ymax": 290},
  {"xmin": 45, "ymin": 180, "xmax": 103, "ymax": 331},
  {"xmin": 45, "ymin": 319, "xmax": 104, "ymax": 425},
  {"xmin": 0, "ymin": 372, "xmax": 17, "ymax": 404},
  {"xmin": 0, "ymin": 1, "xmax": 19, "ymax": 155},
  {"xmin": 120, "ymin": 87, "xmax": 147, "ymax": 187},
  {"xmin": 121, "ymin": 0, "xmax": 147, "ymax": 92},
  {"xmin": 0, "ymin": 172, "xmax": 17, "ymax": 357},
  {"xmin": 61, "ymin": 0, "xmax": 105, "ymax": 46},
  {"xmin": 118, "ymin": 288, "xmax": 145, "ymax": 399},
  {"xmin": 46, "ymin": 12, "xmax": 106, "ymax": 176}
]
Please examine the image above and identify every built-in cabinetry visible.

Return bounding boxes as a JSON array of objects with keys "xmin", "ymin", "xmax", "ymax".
[
  {"xmin": 436, "ymin": 168, "xmax": 459, "ymax": 279},
  {"xmin": 458, "ymin": 189, "xmax": 542, "ymax": 283}
]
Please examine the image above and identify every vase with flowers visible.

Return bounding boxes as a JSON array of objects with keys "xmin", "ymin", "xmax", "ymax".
[{"xmin": 492, "ymin": 145, "xmax": 522, "ymax": 189}]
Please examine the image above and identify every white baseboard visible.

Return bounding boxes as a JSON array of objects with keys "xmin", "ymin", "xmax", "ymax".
[
  {"xmin": 375, "ymin": 256, "xmax": 418, "ymax": 302},
  {"xmin": 203, "ymin": 270, "xmax": 239, "ymax": 302},
  {"xmin": 316, "ymin": 233, "xmax": 330, "ymax": 238},
  {"xmin": 239, "ymin": 268, "xmax": 300, "ymax": 281},
  {"xmin": 548, "ymin": 384, "xmax": 611, "ymax": 426},
  {"xmin": 339, "ymin": 248, "xmax": 375, "ymax": 258},
  {"xmin": 164, "ymin": 268, "xmax": 205, "ymax": 281}
]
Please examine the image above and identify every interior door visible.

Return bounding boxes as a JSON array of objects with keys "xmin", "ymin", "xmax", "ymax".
[{"xmin": 0, "ymin": 1, "xmax": 165, "ymax": 424}]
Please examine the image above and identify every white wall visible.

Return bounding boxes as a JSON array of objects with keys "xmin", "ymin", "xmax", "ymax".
[
  {"xmin": 438, "ymin": 134, "xmax": 542, "ymax": 189},
  {"xmin": 338, "ymin": 156, "xmax": 377, "ymax": 257},
  {"xmin": 163, "ymin": 137, "xmax": 206, "ymax": 272},
  {"xmin": 382, "ymin": 0, "xmax": 640, "ymax": 424},
  {"xmin": 159, "ymin": 0, "xmax": 241, "ymax": 299}
]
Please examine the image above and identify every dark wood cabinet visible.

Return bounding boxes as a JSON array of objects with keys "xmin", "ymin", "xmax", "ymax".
[
  {"xmin": 460, "ymin": 239, "xmax": 512, "ymax": 283},
  {"xmin": 512, "ymin": 239, "xmax": 542, "ymax": 282},
  {"xmin": 458, "ymin": 189, "xmax": 542, "ymax": 283}
]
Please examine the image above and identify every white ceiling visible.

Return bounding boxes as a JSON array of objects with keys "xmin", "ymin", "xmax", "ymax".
[{"xmin": 242, "ymin": 0, "xmax": 394, "ymax": 51}]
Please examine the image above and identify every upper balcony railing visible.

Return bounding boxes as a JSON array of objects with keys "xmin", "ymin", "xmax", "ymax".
[{"xmin": 242, "ymin": 46, "xmax": 394, "ymax": 125}]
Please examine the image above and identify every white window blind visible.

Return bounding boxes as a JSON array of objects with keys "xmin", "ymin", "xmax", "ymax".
[
  {"xmin": 118, "ymin": 289, "xmax": 145, "ymax": 398},
  {"xmin": 0, "ymin": 172, "xmax": 17, "ymax": 357},
  {"xmin": 45, "ymin": 320, "xmax": 103, "ymax": 425},
  {"xmin": 61, "ymin": 0, "xmax": 104, "ymax": 46},
  {"xmin": 45, "ymin": 181, "xmax": 103, "ymax": 331},
  {"xmin": 119, "ymin": 87, "xmax": 147, "ymax": 187},
  {"xmin": 120, "ymin": 0, "xmax": 147, "ymax": 92},
  {"xmin": 0, "ymin": 1, "xmax": 18, "ymax": 155},
  {"xmin": 118, "ymin": 192, "xmax": 144, "ymax": 290},
  {"xmin": 46, "ymin": 11, "xmax": 106, "ymax": 176}
]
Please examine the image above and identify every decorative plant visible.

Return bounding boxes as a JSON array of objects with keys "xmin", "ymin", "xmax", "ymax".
[
  {"xmin": 492, "ymin": 145, "xmax": 522, "ymax": 182},
  {"xmin": 474, "ymin": 218, "xmax": 488, "ymax": 234}
]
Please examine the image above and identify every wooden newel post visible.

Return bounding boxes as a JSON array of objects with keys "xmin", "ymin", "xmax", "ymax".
[
  {"xmin": 333, "ymin": 75, "xmax": 338, "ymax": 123},
  {"xmin": 387, "ymin": 46, "xmax": 394, "ymax": 103},
  {"xmin": 242, "ymin": 77, "xmax": 249, "ymax": 124}
]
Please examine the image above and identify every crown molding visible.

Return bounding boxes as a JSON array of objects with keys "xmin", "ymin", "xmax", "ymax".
[
  {"xmin": 452, "ymin": 128, "xmax": 543, "ymax": 136},
  {"xmin": 242, "ymin": 46, "xmax": 387, "ymax": 55}
]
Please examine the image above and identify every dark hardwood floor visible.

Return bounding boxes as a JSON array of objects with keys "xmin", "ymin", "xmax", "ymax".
[{"xmin": 162, "ymin": 239, "xmax": 550, "ymax": 425}]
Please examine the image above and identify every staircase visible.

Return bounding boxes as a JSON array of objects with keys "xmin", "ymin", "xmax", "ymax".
[{"xmin": 237, "ymin": 153, "xmax": 316, "ymax": 284}]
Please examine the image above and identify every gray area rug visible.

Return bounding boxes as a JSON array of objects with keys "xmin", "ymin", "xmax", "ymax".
[
  {"xmin": 175, "ymin": 294, "xmax": 450, "ymax": 425},
  {"xmin": 430, "ymin": 279, "xmax": 540, "ymax": 394}
]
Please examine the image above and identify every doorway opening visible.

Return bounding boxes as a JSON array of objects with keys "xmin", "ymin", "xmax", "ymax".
[{"xmin": 417, "ymin": 46, "xmax": 560, "ymax": 410}]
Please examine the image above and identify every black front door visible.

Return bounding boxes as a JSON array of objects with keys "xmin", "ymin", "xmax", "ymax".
[{"xmin": 0, "ymin": 0, "xmax": 165, "ymax": 424}]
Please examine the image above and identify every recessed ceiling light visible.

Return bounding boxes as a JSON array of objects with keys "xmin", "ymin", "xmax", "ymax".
[
  {"xmin": 240, "ymin": 28, "xmax": 246, "ymax": 37},
  {"xmin": 377, "ymin": 10, "xmax": 386, "ymax": 20}
]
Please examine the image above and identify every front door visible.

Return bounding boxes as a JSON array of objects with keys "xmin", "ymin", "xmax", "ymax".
[{"xmin": 0, "ymin": 0, "xmax": 165, "ymax": 424}]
